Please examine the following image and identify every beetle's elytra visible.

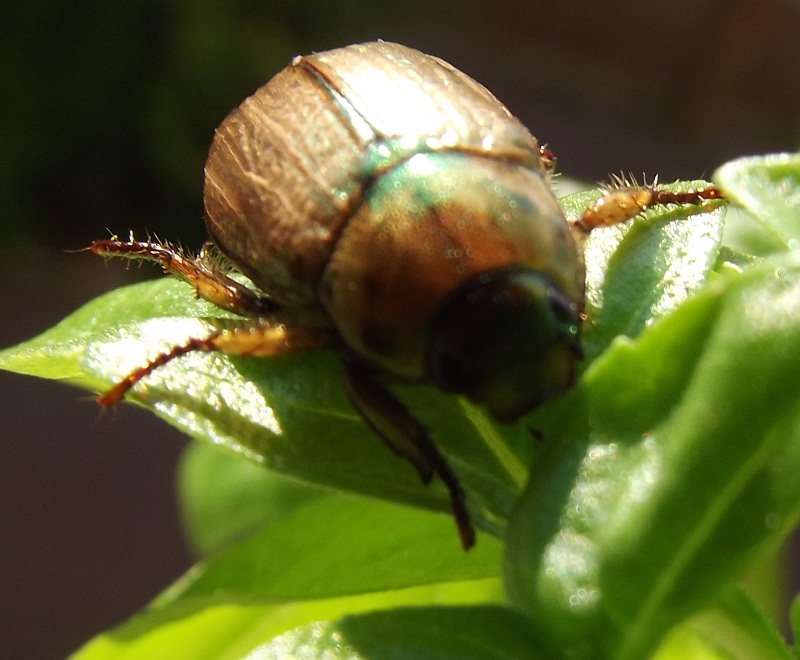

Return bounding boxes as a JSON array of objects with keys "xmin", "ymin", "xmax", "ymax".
[{"xmin": 91, "ymin": 41, "xmax": 722, "ymax": 549}]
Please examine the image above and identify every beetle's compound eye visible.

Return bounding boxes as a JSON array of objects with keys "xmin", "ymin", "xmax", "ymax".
[{"xmin": 426, "ymin": 268, "xmax": 582, "ymax": 420}]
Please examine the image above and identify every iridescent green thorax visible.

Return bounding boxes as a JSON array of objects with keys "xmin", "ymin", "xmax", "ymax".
[{"xmin": 319, "ymin": 151, "xmax": 583, "ymax": 383}]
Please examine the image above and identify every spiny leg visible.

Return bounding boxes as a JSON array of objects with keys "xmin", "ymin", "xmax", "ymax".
[
  {"xmin": 573, "ymin": 175, "xmax": 724, "ymax": 236},
  {"xmin": 99, "ymin": 321, "xmax": 336, "ymax": 406},
  {"xmin": 91, "ymin": 234, "xmax": 274, "ymax": 317},
  {"xmin": 344, "ymin": 360, "xmax": 475, "ymax": 550}
]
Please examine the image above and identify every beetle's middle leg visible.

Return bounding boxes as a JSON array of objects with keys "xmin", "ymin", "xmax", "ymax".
[
  {"xmin": 343, "ymin": 360, "xmax": 475, "ymax": 550},
  {"xmin": 91, "ymin": 235, "xmax": 274, "ymax": 317}
]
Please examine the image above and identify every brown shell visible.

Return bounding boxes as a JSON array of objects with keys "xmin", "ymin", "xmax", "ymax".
[{"xmin": 202, "ymin": 41, "xmax": 542, "ymax": 306}]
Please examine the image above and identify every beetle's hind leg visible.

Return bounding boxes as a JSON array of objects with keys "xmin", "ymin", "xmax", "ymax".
[
  {"xmin": 572, "ymin": 174, "xmax": 724, "ymax": 236},
  {"xmin": 91, "ymin": 234, "xmax": 274, "ymax": 317},
  {"xmin": 343, "ymin": 360, "xmax": 475, "ymax": 551},
  {"xmin": 98, "ymin": 319, "xmax": 337, "ymax": 407}
]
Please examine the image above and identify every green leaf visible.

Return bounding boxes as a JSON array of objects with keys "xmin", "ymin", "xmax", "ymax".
[
  {"xmin": 73, "ymin": 493, "xmax": 505, "ymax": 659},
  {"xmin": 177, "ymin": 442, "xmax": 324, "ymax": 557},
  {"xmin": 505, "ymin": 253, "xmax": 800, "ymax": 659},
  {"xmin": 714, "ymin": 153, "xmax": 800, "ymax": 249},
  {"xmin": 667, "ymin": 585, "xmax": 793, "ymax": 660},
  {"xmin": 265, "ymin": 605, "xmax": 564, "ymax": 659},
  {"xmin": 159, "ymin": 492, "xmax": 503, "ymax": 605},
  {"xmin": 73, "ymin": 580, "xmax": 504, "ymax": 660}
]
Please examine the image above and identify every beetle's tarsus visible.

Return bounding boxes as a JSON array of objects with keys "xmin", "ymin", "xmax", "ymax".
[
  {"xmin": 96, "ymin": 384, "xmax": 127, "ymax": 408},
  {"xmin": 97, "ymin": 336, "xmax": 211, "ymax": 405}
]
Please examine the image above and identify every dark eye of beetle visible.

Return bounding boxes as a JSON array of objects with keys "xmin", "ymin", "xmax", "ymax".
[{"xmin": 426, "ymin": 267, "xmax": 582, "ymax": 420}]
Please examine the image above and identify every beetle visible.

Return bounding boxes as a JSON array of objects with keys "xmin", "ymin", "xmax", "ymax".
[{"xmin": 91, "ymin": 41, "xmax": 722, "ymax": 549}]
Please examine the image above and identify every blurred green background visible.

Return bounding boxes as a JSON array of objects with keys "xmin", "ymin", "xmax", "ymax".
[{"xmin": 1, "ymin": 1, "xmax": 799, "ymax": 658}]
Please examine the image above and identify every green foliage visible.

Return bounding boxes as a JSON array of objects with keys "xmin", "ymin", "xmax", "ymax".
[{"xmin": 2, "ymin": 155, "xmax": 799, "ymax": 658}]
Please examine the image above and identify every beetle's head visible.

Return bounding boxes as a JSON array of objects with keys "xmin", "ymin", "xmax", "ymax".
[{"xmin": 426, "ymin": 267, "xmax": 582, "ymax": 420}]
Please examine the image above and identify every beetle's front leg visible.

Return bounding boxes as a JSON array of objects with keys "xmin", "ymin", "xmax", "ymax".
[
  {"xmin": 343, "ymin": 360, "xmax": 475, "ymax": 550},
  {"xmin": 99, "ymin": 320, "xmax": 337, "ymax": 406},
  {"xmin": 573, "ymin": 176, "xmax": 724, "ymax": 236},
  {"xmin": 91, "ymin": 235, "xmax": 274, "ymax": 317}
]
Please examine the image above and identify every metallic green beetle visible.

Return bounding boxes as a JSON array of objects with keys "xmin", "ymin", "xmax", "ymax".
[{"xmin": 92, "ymin": 42, "xmax": 721, "ymax": 549}]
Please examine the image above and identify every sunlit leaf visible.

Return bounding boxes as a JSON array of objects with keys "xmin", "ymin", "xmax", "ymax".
[
  {"xmin": 506, "ymin": 253, "xmax": 800, "ymax": 658},
  {"xmin": 714, "ymin": 153, "xmax": 800, "ymax": 249}
]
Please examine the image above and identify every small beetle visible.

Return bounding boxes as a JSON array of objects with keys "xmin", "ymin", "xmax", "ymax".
[{"xmin": 91, "ymin": 42, "xmax": 721, "ymax": 549}]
